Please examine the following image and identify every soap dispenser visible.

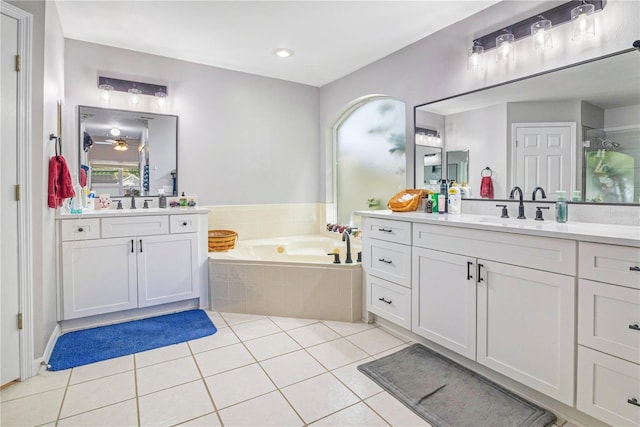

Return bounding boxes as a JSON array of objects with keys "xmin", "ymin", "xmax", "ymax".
[
  {"xmin": 555, "ymin": 191, "xmax": 568, "ymax": 223},
  {"xmin": 179, "ymin": 192, "xmax": 187, "ymax": 207},
  {"xmin": 158, "ymin": 189, "xmax": 167, "ymax": 208}
]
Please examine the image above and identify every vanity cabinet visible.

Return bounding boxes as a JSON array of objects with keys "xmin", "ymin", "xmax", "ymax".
[
  {"xmin": 576, "ymin": 242, "xmax": 640, "ymax": 426},
  {"xmin": 59, "ymin": 212, "xmax": 204, "ymax": 320}
]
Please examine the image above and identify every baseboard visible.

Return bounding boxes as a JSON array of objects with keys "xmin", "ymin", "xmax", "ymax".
[{"xmin": 32, "ymin": 324, "xmax": 61, "ymax": 375}]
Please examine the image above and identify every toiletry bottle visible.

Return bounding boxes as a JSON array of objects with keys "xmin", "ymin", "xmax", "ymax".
[
  {"xmin": 448, "ymin": 183, "xmax": 461, "ymax": 215},
  {"xmin": 158, "ymin": 189, "xmax": 167, "ymax": 208},
  {"xmin": 438, "ymin": 193, "xmax": 446, "ymax": 214},
  {"xmin": 431, "ymin": 193, "xmax": 439, "ymax": 213},
  {"xmin": 179, "ymin": 192, "xmax": 187, "ymax": 207},
  {"xmin": 439, "ymin": 179, "xmax": 449, "ymax": 213},
  {"xmin": 556, "ymin": 191, "xmax": 568, "ymax": 223},
  {"xmin": 425, "ymin": 198, "xmax": 433, "ymax": 213}
]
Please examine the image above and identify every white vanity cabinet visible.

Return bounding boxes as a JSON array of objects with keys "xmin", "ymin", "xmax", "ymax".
[
  {"xmin": 576, "ymin": 242, "xmax": 640, "ymax": 426},
  {"xmin": 58, "ymin": 211, "xmax": 206, "ymax": 321}
]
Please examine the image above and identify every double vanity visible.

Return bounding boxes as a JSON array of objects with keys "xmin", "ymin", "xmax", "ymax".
[
  {"xmin": 56, "ymin": 208, "xmax": 209, "ymax": 327},
  {"xmin": 359, "ymin": 210, "xmax": 640, "ymax": 426}
]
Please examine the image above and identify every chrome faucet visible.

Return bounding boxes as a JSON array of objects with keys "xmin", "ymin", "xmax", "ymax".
[
  {"xmin": 342, "ymin": 231, "xmax": 353, "ymax": 264},
  {"xmin": 532, "ymin": 186, "xmax": 547, "ymax": 201},
  {"xmin": 509, "ymin": 186, "xmax": 526, "ymax": 219}
]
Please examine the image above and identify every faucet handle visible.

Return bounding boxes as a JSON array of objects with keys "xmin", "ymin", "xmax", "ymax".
[
  {"xmin": 535, "ymin": 206, "xmax": 550, "ymax": 221},
  {"xmin": 496, "ymin": 204, "xmax": 509, "ymax": 218},
  {"xmin": 114, "ymin": 199, "xmax": 123, "ymax": 210},
  {"xmin": 143, "ymin": 199, "xmax": 153, "ymax": 209},
  {"xmin": 327, "ymin": 253, "xmax": 341, "ymax": 264}
]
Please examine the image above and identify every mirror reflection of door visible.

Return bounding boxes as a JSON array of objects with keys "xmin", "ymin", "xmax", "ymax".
[{"xmin": 335, "ymin": 98, "xmax": 406, "ymax": 226}]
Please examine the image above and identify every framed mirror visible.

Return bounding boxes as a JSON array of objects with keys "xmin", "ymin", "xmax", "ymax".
[
  {"xmin": 79, "ymin": 106, "xmax": 178, "ymax": 197},
  {"xmin": 414, "ymin": 47, "xmax": 640, "ymax": 204}
]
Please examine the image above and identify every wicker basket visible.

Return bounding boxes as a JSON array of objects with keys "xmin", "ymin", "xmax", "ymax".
[
  {"xmin": 387, "ymin": 189, "xmax": 424, "ymax": 212},
  {"xmin": 208, "ymin": 230, "xmax": 238, "ymax": 252}
]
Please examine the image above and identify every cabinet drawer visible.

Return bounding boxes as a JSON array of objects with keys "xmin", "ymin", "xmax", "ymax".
[
  {"xmin": 413, "ymin": 223, "xmax": 576, "ymax": 275},
  {"xmin": 363, "ymin": 238, "xmax": 411, "ymax": 287},
  {"xmin": 60, "ymin": 219, "xmax": 100, "ymax": 241},
  {"xmin": 170, "ymin": 214, "xmax": 200, "ymax": 234},
  {"xmin": 579, "ymin": 242, "xmax": 640, "ymax": 289},
  {"xmin": 362, "ymin": 217, "xmax": 411, "ymax": 245},
  {"xmin": 579, "ymin": 279, "xmax": 640, "ymax": 364},
  {"xmin": 367, "ymin": 274, "xmax": 411, "ymax": 329},
  {"xmin": 102, "ymin": 215, "xmax": 169, "ymax": 238},
  {"xmin": 577, "ymin": 345, "xmax": 640, "ymax": 427}
]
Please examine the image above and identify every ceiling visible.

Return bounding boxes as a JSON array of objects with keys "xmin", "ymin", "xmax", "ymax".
[{"xmin": 54, "ymin": 1, "xmax": 500, "ymax": 87}]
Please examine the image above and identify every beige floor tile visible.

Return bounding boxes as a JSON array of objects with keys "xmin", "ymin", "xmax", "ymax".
[
  {"xmin": 60, "ymin": 371, "xmax": 136, "ymax": 418},
  {"xmin": 365, "ymin": 392, "xmax": 431, "ymax": 426},
  {"xmin": 137, "ymin": 356, "xmax": 201, "ymax": 396},
  {"xmin": 138, "ymin": 380, "xmax": 214, "ymax": 426},
  {"xmin": 372, "ymin": 343, "xmax": 412, "ymax": 359},
  {"xmin": 0, "ymin": 388, "xmax": 64, "ymax": 427},
  {"xmin": 331, "ymin": 358, "xmax": 383, "ymax": 399},
  {"xmin": 287, "ymin": 323, "xmax": 340, "ymax": 347},
  {"xmin": 219, "ymin": 312, "xmax": 265, "ymax": 325},
  {"xmin": 346, "ymin": 327, "xmax": 407, "ymax": 355},
  {"xmin": 188, "ymin": 327, "xmax": 240, "ymax": 354},
  {"xmin": 176, "ymin": 412, "xmax": 222, "ymax": 426},
  {"xmin": 260, "ymin": 350, "xmax": 326, "ymax": 388},
  {"xmin": 194, "ymin": 343, "xmax": 255, "ymax": 377},
  {"xmin": 281, "ymin": 373, "xmax": 359, "ymax": 424},
  {"xmin": 205, "ymin": 311, "xmax": 227, "ymax": 328},
  {"xmin": 269, "ymin": 316, "xmax": 318, "ymax": 330},
  {"xmin": 68, "ymin": 355, "xmax": 134, "ymax": 385},
  {"xmin": 230, "ymin": 317, "xmax": 281, "ymax": 341},
  {"xmin": 0, "ymin": 369, "xmax": 70, "ymax": 402},
  {"xmin": 135, "ymin": 342, "xmax": 191, "ymax": 368},
  {"xmin": 311, "ymin": 401, "xmax": 390, "ymax": 426},
  {"xmin": 243, "ymin": 331, "xmax": 301, "ymax": 361},
  {"xmin": 57, "ymin": 398, "xmax": 138, "ymax": 427},
  {"xmin": 306, "ymin": 338, "xmax": 369, "ymax": 370},
  {"xmin": 322, "ymin": 320, "xmax": 376, "ymax": 337},
  {"xmin": 218, "ymin": 391, "xmax": 303, "ymax": 427},
  {"xmin": 205, "ymin": 363, "xmax": 276, "ymax": 409}
]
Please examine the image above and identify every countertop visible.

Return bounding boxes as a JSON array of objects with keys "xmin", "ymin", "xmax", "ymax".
[
  {"xmin": 356, "ymin": 210, "xmax": 640, "ymax": 247},
  {"xmin": 57, "ymin": 207, "xmax": 210, "ymax": 219}
]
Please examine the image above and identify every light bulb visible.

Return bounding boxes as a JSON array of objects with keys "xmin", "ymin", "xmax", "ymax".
[
  {"xmin": 128, "ymin": 88, "xmax": 142, "ymax": 106},
  {"xmin": 98, "ymin": 84, "xmax": 113, "ymax": 105},
  {"xmin": 531, "ymin": 19, "xmax": 552, "ymax": 52},
  {"xmin": 467, "ymin": 44, "xmax": 484, "ymax": 72},
  {"xmin": 496, "ymin": 33, "xmax": 515, "ymax": 63}
]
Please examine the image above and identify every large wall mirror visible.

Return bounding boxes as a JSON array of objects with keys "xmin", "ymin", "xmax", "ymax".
[
  {"xmin": 414, "ymin": 46, "xmax": 640, "ymax": 204},
  {"xmin": 79, "ymin": 106, "xmax": 178, "ymax": 197}
]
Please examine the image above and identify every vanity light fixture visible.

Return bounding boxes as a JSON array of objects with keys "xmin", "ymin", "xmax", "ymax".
[
  {"xmin": 97, "ymin": 76, "xmax": 169, "ymax": 110},
  {"xmin": 468, "ymin": 1, "xmax": 604, "ymax": 69},
  {"xmin": 415, "ymin": 128, "xmax": 441, "ymax": 146}
]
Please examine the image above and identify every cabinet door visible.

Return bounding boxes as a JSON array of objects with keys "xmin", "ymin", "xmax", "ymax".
[
  {"xmin": 477, "ymin": 260, "xmax": 575, "ymax": 405},
  {"xmin": 412, "ymin": 247, "xmax": 476, "ymax": 359},
  {"xmin": 137, "ymin": 233, "xmax": 198, "ymax": 307},
  {"xmin": 61, "ymin": 238, "xmax": 138, "ymax": 319}
]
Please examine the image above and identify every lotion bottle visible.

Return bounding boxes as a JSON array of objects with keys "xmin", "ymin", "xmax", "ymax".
[{"xmin": 448, "ymin": 183, "xmax": 461, "ymax": 214}]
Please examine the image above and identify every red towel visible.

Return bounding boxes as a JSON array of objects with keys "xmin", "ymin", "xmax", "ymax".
[
  {"xmin": 480, "ymin": 176, "xmax": 494, "ymax": 199},
  {"xmin": 48, "ymin": 156, "xmax": 75, "ymax": 208},
  {"xmin": 79, "ymin": 168, "xmax": 87, "ymax": 187}
]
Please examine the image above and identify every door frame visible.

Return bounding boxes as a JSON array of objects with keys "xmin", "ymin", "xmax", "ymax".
[
  {"xmin": 1, "ymin": 1, "xmax": 33, "ymax": 381},
  {"xmin": 510, "ymin": 122, "xmax": 577, "ymax": 194}
]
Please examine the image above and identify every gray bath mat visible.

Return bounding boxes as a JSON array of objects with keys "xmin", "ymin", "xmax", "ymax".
[{"xmin": 358, "ymin": 343, "xmax": 556, "ymax": 427}]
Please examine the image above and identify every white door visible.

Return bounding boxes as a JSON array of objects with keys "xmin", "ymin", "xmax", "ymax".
[
  {"xmin": 412, "ymin": 247, "xmax": 476, "ymax": 359},
  {"xmin": 137, "ymin": 234, "xmax": 198, "ymax": 307},
  {"xmin": 1, "ymin": 11, "xmax": 21, "ymax": 386},
  {"xmin": 513, "ymin": 123, "xmax": 575, "ymax": 197}
]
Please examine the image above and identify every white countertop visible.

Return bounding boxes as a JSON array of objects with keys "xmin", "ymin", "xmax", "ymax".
[
  {"xmin": 57, "ymin": 206, "xmax": 210, "ymax": 219},
  {"xmin": 356, "ymin": 210, "xmax": 640, "ymax": 247}
]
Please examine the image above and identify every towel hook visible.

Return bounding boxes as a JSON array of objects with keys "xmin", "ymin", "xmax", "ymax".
[
  {"xmin": 481, "ymin": 167, "xmax": 492, "ymax": 177},
  {"xmin": 50, "ymin": 133, "xmax": 61, "ymax": 157}
]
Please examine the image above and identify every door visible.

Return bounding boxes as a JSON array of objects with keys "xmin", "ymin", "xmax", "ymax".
[
  {"xmin": 137, "ymin": 233, "xmax": 198, "ymax": 307},
  {"xmin": 1, "ymin": 10, "xmax": 20, "ymax": 386},
  {"xmin": 513, "ymin": 123, "xmax": 575, "ymax": 196},
  {"xmin": 61, "ymin": 239, "xmax": 138, "ymax": 319},
  {"xmin": 476, "ymin": 260, "xmax": 575, "ymax": 405},
  {"xmin": 412, "ymin": 248, "xmax": 476, "ymax": 359}
]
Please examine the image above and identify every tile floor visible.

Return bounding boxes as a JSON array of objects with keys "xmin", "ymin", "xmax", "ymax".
[{"xmin": 1, "ymin": 311, "xmax": 572, "ymax": 427}]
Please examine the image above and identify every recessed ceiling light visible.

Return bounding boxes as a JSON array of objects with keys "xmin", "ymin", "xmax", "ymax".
[
  {"xmin": 274, "ymin": 48, "xmax": 294, "ymax": 58},
  {"xmin": 109, "ymin": 128, "xmax": 121, "ymax": 136}
]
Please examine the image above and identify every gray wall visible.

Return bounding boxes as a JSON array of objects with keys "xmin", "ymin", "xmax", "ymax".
[{"xmin": 64, "ymin": 40, "xmax": 320, "ymax": 206}]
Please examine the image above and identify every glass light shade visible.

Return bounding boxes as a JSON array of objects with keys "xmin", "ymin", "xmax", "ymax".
[
  {"xmin": 98, "ymin": 84, "xmax": 113, "ymax": 104},
  {"xmin": 467, "ymin": 44, "xmax": 484, "ymax": 72},
  {"xmin": 155, "ymin": 91, "xmax": 168, "ymax": 110},
  {"xmin": 496, "ymin": 33, "xmax": 515, "ymax": 62},
  {"xmin": 531, "ymin": 19, "xmax": 553, "ymax": 52},
  {"xmin": 128, "ymin": 88, "xmax": 142, "ymax": 106},
  {"xmin": 571, "ymin": 3, "xmax": 596, "ymax": 40}
]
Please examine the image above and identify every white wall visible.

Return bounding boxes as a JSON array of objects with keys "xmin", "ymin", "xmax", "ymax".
[
  {"xmin": 64, "ymin": 40, "xmax": 320, "ymax": 205},
  {"xmin": 605, "ymin": 104, "xmax": 640, "ymax": 128},
  {"xmin": 319, "ymin": 0, "xmax": 640, "ymax": 202}
]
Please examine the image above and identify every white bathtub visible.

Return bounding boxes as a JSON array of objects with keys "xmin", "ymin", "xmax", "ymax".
[{"xmin": 208, "ymin": 235, "xmax": 363, "ymax": 321}]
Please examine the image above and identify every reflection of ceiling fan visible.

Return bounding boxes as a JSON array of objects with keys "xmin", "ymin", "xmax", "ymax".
[{"xmin": 94, "ymin": 138, "xmax": 129, "ymax": 151}]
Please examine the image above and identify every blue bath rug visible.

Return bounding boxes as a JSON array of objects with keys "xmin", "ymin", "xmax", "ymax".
[{"xmin": 48, "ymin": 309, "xmax": 216, "ymax": 371}]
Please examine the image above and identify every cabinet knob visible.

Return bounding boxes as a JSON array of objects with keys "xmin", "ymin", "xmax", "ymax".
[
  {"xmin": 378, "ymin": 297, "xmax": 392, "ymax": 304},
  {"xmin": 629, "ymin": 324, "xmax": 640, "ymax": 331},
  {"xmin": 630, "ymin": 266, "xmax": 640, "ymax": 272},
  {"xmin": 77, "ymin": 227, "xmax": 84, "ymax": 232},
  {"xmin": 628, "ymin": 398, "xmax": 640, "ymax": 407},
  {"xmin": 182, "ymin": 221, "xmax": 188, "ymax": 226}
]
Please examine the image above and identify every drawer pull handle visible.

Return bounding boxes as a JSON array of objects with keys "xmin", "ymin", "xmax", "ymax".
[
  {"xmin": 628, "ymin": 398, "xmax": 640, "ymax": 407},
  {"xmin": 182, "ymin": 221, "xmax": 188, "ymax": 226},
  {"xmin": 378, "ymin": 228, "xmax": 392, "ymax": 233},
  {"xmin": 630, "ymin": 266, "xmax": 640, "ymax": 272},
  {"xmin": 131, "ymin": 240, "xmax": 134, "ymax": 253},
  {"xmin": 77, "ymin": 227, "xmax": 84, "ymax": 232},
  {"xmin": 467, "ymin": 261, "xmax": 474, "ymax": 280},
  {"xmin": 629, "ymin": 324, "xmax": 640, "ymax": 331},
  {"xmin": 139, "ymin": 239, "xmax": 143, "ymax": 253},
  {"xmin": 477, "ymin": 263, "xmax": 484, "ymax": 282},
  {"xmin": 378, "ymin": 258, "xmax": 392, "ymax": 264},
  {"xmin": 378, "ymin": 297, "xmax": 392, "ymax": 305}
]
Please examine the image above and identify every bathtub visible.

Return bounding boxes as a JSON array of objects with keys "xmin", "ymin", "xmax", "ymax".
[{"xmin": 208, "ymin": 235, "xmax": 363, "ymax": 322}]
